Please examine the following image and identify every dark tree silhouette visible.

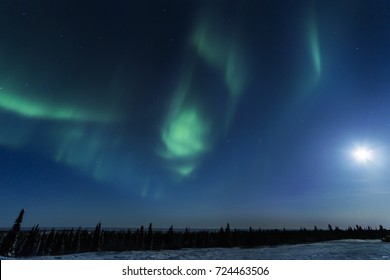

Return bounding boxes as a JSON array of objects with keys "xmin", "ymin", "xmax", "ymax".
[
  {"xmin": 0, "ymin": 209, "xmax": 25, "ymax": 256},
  {"xmin": 90, "ymin": 222, "xmax": 103, "ymax": 251},
  {"xmin": 16, "ymin": 225, "xmax": 40, "ymax": 257},
  {"xmin": 2, "ymin": 209, "xmax": 390, "ymax": 258},
  {"xmin": 147, "ymin": 223, "xmax": 153, "ymax": 250}
]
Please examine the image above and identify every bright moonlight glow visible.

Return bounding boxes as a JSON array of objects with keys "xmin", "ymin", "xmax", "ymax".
[{"xmin": 352, "ymin": 147, "xmax": 373, "ymax": 163}]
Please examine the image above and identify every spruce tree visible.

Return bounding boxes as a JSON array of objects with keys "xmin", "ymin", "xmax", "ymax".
[
  {"xmin": 17, "ymin": 225, "xmax": 40, "ymax": 257},
  {"xmin": 91, "ymin": 222, "xmax": 103, "ymax": 251},
  {"xmin": 147, "ymin": 223, "xmax": 153, "ymax": 250},
  {"xmin": 0, "ymin": 209, "xmax": 25, "ymax": 256}
]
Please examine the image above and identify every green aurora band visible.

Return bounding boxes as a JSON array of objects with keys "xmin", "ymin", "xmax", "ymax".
[
  {"xmin": 160, "ymin": 14, "xmax": 248, "ymax": 178},
  {"xmin": 0, "ymin": 90, "xmax": 118, "ymax": 122},
  {"xmin": 160, "ymin": 69, "xmax": 211, "ymax": 178},
  {"xmin": 162, "ymin": 108, "xmax": 209, "ymax": 159},
  {"xmin": 308, "ymin": 11, "xmax": 321, "ymax": 79},
  {"xmin": 289, "ymin": 7, "xmax": 322, "ymax": 106},
  {"xmin": 191, "ymin": 17, "xmax": 247, "ymax": 98},
  {"xmin": 161, "ymin": 105, "xmax": 210, "ymax": 177},
  {"xmin": 191, "ymin": 15, "xmax": 248, "ymax": 133},
  {"xmin": 0, "ymin": 89, "xmax": 137, "ymax": 193}
]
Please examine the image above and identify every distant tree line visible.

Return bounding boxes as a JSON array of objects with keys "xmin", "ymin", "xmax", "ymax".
[{"xmin": 1, "ymin": 209, "xmax": 389, "ymax": 258}]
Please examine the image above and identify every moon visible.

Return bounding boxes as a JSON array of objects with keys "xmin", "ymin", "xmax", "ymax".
[{"xmin": 352, "ymin": 146, "xmax": 373, "ymax": 163}]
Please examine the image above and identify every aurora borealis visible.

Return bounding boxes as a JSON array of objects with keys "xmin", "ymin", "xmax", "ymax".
[{"xmin": 1, "ymin": 0, "xmax": 390, "ymax": 229}]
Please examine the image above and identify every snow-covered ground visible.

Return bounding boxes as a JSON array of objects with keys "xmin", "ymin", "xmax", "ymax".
[{"xmin": 2, "ymin": 239, "xmax": 390, "ymax": 260}]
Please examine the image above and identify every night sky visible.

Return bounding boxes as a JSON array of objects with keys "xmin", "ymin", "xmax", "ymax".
[{"xmin": 1, "ymin": 0, "xmax": 390, "ymax": 229}]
